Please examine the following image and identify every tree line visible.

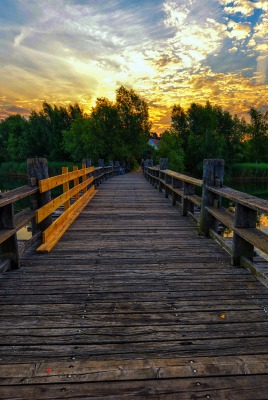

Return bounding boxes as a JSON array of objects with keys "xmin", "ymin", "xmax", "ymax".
[
  {"xmin": 0, "ymin": 86, "xmax": 151, "ymax": 168},
  {"xmin": 159, "ymin": 102, "xmax": 268, "ymax": 175},
  {"xmin": 0, "ymin": 85, "xmax": 267, "ymax": 176}
]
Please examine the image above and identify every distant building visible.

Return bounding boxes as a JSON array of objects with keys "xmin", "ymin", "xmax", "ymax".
[{"xmin": 148, "ymin": 138, "xmax": 160, "ymax": 150}]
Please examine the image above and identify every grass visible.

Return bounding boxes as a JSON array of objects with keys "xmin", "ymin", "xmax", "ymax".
[{"xmin": 230, "ymin": 163, "xmax": 268, "ymax": 179}]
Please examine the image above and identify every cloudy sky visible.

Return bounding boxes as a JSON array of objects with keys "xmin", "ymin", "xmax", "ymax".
[{"xmin": 0, "ymin": 0, "xmax": 267, "ymax": 133}]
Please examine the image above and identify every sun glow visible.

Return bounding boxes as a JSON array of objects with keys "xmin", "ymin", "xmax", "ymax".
[{"xmin": 0, "ymin": 0, "xmax": 268, "ymax": 133}]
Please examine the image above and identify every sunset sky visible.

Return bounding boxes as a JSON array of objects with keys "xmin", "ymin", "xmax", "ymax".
[{"xmin": 0, "ymin": 0, "xmax": 267, "ymax": 133}]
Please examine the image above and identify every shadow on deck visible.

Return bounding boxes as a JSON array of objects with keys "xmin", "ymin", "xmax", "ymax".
[{"xmin": 0, "ymin": 172, "xmax": 268, "ymax": 399}]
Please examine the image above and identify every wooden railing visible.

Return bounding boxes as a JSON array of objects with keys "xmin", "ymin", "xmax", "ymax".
[
  {"xmin": 0, "ymin": 159, "xmax": 120, "ymax": 272},
  {"xmin": 145, "ymin": 159, "xmax": 268, "ymax": 278}
]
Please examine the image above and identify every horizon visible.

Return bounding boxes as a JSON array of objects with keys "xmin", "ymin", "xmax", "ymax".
[{"xmin": 0, "ymin": 0, "xmax": 267, "ymax": 134}]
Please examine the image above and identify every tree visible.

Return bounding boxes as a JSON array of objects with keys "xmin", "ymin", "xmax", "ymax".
[
  {"xmin": 90, "ymin": 98, "xmax": 126, "ymax": 161},
  {"xmin": 158, "ymin": 129, "xmax": 184, "ymax": 172},
  {"xmin": 171, "ymin": 105, "xmax": 189, "ymax": 151},
  {"xmin": 63, "ymin": 117, "xmax": 98, "ymax": 163},
  {"xmin": 247, "ymin": 108, "xmax": 268, "ymax": 163},
  {"xmin": 116, "ymin": 86, "xmax": 151, "ymax": 161},
  {"xmin": 185, "ymin": 102, "xmax": 224, "ymax": 174},
  {"xmin": 24, "ymin": 102, "xmax": 85, "ymax": 161},
  {"xmin": 0, "ymin": 115, "xmax": 28, "ymax": 161}
]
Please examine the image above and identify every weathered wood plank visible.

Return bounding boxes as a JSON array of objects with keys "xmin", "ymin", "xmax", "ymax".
[
  {"xmin": 0, "ymin": 354, "xmax": 267, "ymax": 385},
  {"xmin": 0, "ymin": 186, "xmax": 38, "ymax": 208},
  {"xmin": 38, "ymin": 166, "xmax": 94, "ymax": 192},
  {"xmin": 0, "ymin": 172, "xmax": 268, "ymax": 399},
  {"xmin": 207, "ymin": 185, "xmax": 268, "ymax": 213},
  {"xmin": 37, "ymin": 188, "xmax": 98, "ymax": 252},
  {"xmin": 36, "ymin": 176, "xmax": 94, "ymax": 224},
  {"xmin": 0, "ymin": 375, "xmax": 267, "ymax": 399}
]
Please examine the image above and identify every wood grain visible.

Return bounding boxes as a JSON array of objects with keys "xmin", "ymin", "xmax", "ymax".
[{"xmin": 0, "ymin": 172, "xmax": 268, "ymax": 399}]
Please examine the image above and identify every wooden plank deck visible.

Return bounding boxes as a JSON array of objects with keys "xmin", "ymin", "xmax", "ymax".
[{"xmin": 0, "ymin": 171, "xmax": 268, "ymax": 399}]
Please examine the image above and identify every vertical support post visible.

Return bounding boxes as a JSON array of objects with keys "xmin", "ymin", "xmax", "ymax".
[
  {"xmin": 182, "ymin": 182, "xmax": 195, "ymax": 216},
  {"xmin": 115, "ymin": 161, "xmax": 120, "ymax": 175},
  {"xmin": 165, "ymin": 173, "xmax": 172, "ymax": 199},
  {"xmin": 172, "ymin": 177, "xmax": 182, "ymax": 206},
  {"xmin": 199, "ymin": 159, "xmax": 224, "ymax": 236},
  {"xmin": 154, "ymin": 169, "xmax": 159, "ymax": 189},
  {"xmin": 160, "ymin": 158, "xmax": 168, "ymax": 170},
  {"xmin": 0, "ymin": 203, "xmax": 19, "ymax": 269},
  {"xmin": 82, "ymin": 158, "xmax": 92, "ymax": 167},
  {"xmin": 159, "ymin": 171, "xmax": 165, "ymax": 193},
  {"xmin": 73, "ymin": 166, "xmax": 79, "ymax": 201},
  {"xmin": 232, "ymin": 205, "xmax": 257, "ymax": 266},
  {"xmin": 62, "ymin": 167, "xmax": 70, "ymax": 211},
  {"xmin": 82, "ymin": 163, "xmax": 87, "ymax": 194},
  {"xmin": 109, "ymin": 160, "xmax": 113, "ymax": 178},
  {"xmin": 27, "ymin": 158, "xmax": 52, "ymax": 233},
  {"xmin": 98, "ymin": 159, "xmax": 104, "ymax": 182}
]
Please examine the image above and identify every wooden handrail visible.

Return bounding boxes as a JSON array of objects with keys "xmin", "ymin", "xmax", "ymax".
[
  {"xmin": 0, "ymin": 159, "xmax": 121, "ymax": 271},
  {"xmin": 36, "ymin": 165, "xmax": 97, "ymax": 252},
  {"xmin": 144, "ymin": 159, "xmax": 268, "ymax": 273}
]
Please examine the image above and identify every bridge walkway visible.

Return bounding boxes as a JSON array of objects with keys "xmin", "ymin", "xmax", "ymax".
[{"xmin": 0, "ymin": 172, "xmax": 268, "ymax": 399}]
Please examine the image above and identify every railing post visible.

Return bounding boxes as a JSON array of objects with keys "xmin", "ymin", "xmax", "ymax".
[
  {"xmin": 82, "ymin": 159, "xmax": 92, "ymax": 189},
  {"xmin": 172, "ymin": 177, "xmax": 182, "ymax": 206},
  {"xmin": 109, "ymin": 160, "xmax": 114, "ymax": 178},
  {"xmin": 154, "ymin": 169, "xmax": 159, "ymax": 189},
  {"xmin": 115, "ymin": 161, "xmax": 120, "ymax": 175},
  {"xmin": 144, "ymin": 159, "xmax": 152, "ymax": 181},
  {"xmin": 73, "ymin": 166, "xmax": 80, "ymax": 200},
  {"xmin": 182, "ymin": 182, "xmax": 195, "ymax": 216},
  {"xmin": 98, "ymin": 159, "xmax": 104, "ymax": 182},
  {"xmin": 82, "ymin": 158, "xmax": 92, "ymax": 167},
  {"xmin": 199, "ymin": 159, "xmax": 224, "ymax": 236},
  {"xmin": 165, "ymin": 173, "xmax": 172, "ymax": 199},
  {"xmin": 62, "ymin": 167, "xmax": 70, "ymax": 210},
  {"xmin": 160, "ymin": 158, "xmax": 168, "ymax": 170},
  {"xmin": 27, "ymin": 158, "xmax": 52, "ymax": 233},
  {"xmin": 0, "ymin": 203, "xmax": 19, "ymax": 270},
  {"xmin": 159, "ymin": 159, "xmax": 168, "ymax": 193},
  {"xmin": 159, "ymin": 170, "xmax": 164, "ymax": 193},
  {"xmin": 232, "ymin": 205, "xmax": 257, "ymax": 266}
]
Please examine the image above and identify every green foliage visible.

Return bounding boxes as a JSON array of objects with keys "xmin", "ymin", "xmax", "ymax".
[
  {"xmin": 116, "ymin": 86, "xmax": 151, "ymax": 160},
  {"xmin": 170, "ymin": 101, "xmax": 249, "ymax": 175},
  {"xmin": 142, "ymin": 144, "xmax": 159, "ymax": 164},
  {"xmin": 0, "ymin": 162, "xmax": 27, "ymax": 176},
  {"xmin": 158, "ymin": 129, "xmax": 184, "ymax": 172},
  {"xmin": 0, "ymin": 87, "xmax": 151, "ymax": 168},
  {"xmin": 0, "ymin": 115, "xmax": 28, "ymax": 162},
  {"xmin": 245, "ymin": 108, "xmax": 268, "ymax": 163},
  {"xmin": 63, "ymin": 117, "xmax": 98, "ymax": 163},
  {"xmin": 91, "ymin": 97, "xmax": 126, "ymax": 161},
  {"xmin": 1, "ymin": 87, "xmax": 268, "ymax": 179},
  {"xmin": 0, "ymin": 161, "xmax": 80, "ymax": 177}
]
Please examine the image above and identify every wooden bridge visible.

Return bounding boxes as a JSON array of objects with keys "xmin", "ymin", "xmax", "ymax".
[{"xmin": 0, "ymin": 160, "xmax": 268, "ymax": 399}]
